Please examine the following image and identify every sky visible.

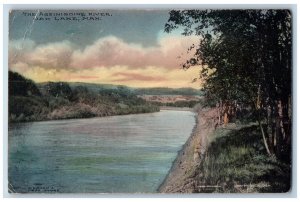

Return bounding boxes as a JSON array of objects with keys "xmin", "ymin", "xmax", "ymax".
[{"xmin": 9, "ymin": 10, "xmax": 201, "ymax": 89}]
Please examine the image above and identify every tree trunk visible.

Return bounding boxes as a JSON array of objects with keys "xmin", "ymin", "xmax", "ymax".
[
  {"xmin": 217, "ymin": 100, "xmax": 222, "ymax": 125},
  {"xmin": 223, "ymin": 102, "xmax": 229, "ymax": 125},
  {"xmin": 254, "ymin": 95, "xmax": 272, "ymax": 156},
  {"xmin": 258, "ymin": 113, "xmax": 272, "ymax": 156},
  {"xmin": 267, "ymin": 103, "xmax": 275, "ymax": 154}
]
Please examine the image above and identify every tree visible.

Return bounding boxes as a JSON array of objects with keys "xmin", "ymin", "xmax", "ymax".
[
  {"xmin": 9, "ymin": 71, "xmax": 41, "ymax": 96},
  {"xmin": 165, "ymin": 9, "xmax": 291, "ymax": 159},
  {"xmin": 44, "ymin": 82, "xmax": 73, "ymax": 100}
]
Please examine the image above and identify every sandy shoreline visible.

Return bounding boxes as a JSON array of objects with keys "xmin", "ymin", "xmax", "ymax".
[{"xmin": 158, "ymin": 107, "xmax": 217, "ymax": 193}]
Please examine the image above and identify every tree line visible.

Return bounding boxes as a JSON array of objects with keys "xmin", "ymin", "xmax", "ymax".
[
  {"xmin": 9, "ymin": 71, "xmax": 159, "ymax": 122},
  {"xmin": 165, "ymin": 9, "xmax": 292, "ymax": 160}
]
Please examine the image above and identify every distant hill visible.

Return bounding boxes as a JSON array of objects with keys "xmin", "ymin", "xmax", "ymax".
[
  {"xmin": 38, "ymin": 82, "xmax": 203, "ymax": 96},
  {"xmin": 38, "ymin": 82, "xmax": 131, "ymax": 94},
  {"xmin": 134, "ymin": 87, "xmax": 203, "ymax": 96}
]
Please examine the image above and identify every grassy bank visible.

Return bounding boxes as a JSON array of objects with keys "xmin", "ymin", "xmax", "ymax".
[
  {"xmin": 192, "ymin": 123, "xmax": 291, "ymax": 193},
  {"xmin": 159, "ymin": 108, "xmax": 291, "ymax": 193}
]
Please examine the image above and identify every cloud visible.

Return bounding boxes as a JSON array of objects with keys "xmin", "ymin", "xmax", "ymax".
[
  {"xmin": 8, "ymin": 35, "xmax": 202, "ymax": 88},
  {"xmin": 28, "ymin": 41, "xmax": 74, "ymax": 69},
  {"xmin": 9, "ymin": 39, "xmax": 74, "ymax": 70},
  {"xmin": 9, "ymin": 39, "xmax": 36, "ymax": 68},
  {"xmin": 70, "ymin": 35, "xmax": 199, "ymax": 69},
  {"xmin": 9, "ymin": 35, "xmax": 199, "ymax": 72}
]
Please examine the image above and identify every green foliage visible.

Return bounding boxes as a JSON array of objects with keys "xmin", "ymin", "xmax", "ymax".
[
  {"xmin": 166, "ymin": 9, "xmax": 292, "ymax": 159},
  {"xmin": 194, "ymin": 124, "xmax": 290, "ymax": 193},
  {"xmin": 9, "ymin": 71, "xmax": 41, "ymax": 96},
  {"xmin": 152, "ymin": 100, "xmax": 199, "ymax": 108},
  {"xmin": 9, "ymin": 75, "xmax": 160, "ymax": 123},
  {"xmin": 165, "ymin": 9, "xmax": 291, "ymax": 102},
  {"xmin": 9, "ymin": 96, "xmax": 49, "ymax": 122},
  {"xmin": 166, "ymin": 9, "xmax": 291, "ymax": 104},
  {"xmin": 43, "ymin": 82, "xmax": 73, "ymax": 100},
  {"xmin": 48, "ymin": 97, "xmax": 71, "ymax": 110},
  {"xmin": 68, "ymin": 82, "xmax": 123, "ymax": 93},
  {"xmin": 98, "ymin": 86, "xmax": 136, "ymax": 101},
  {"xmin": 68, "ymin": 82, "xmax": 203, "ymax": 96}
]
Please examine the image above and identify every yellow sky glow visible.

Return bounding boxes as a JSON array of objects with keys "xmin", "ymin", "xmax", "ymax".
[{"xmin": 18, "ymin": 65, "xmax": 202, "ymax": 89}]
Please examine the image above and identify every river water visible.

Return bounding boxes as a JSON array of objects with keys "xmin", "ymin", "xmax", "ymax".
[{"xmin": 8, "ymin": 110, "xmax": 195, "ymax": 193}]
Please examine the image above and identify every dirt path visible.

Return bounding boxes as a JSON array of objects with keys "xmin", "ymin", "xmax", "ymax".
[{"xmin": 158, "ymin": 107, "xmax": 218, "ymax": 193}]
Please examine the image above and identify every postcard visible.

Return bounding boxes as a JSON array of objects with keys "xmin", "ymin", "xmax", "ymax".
[{"xmin": 7, "ymin": 8, "xmax": 292, "ymax": 194}]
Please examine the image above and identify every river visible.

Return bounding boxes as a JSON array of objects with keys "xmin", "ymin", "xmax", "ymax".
[{"xmin": 8, "ymin": 110, "xmax": 195, "ymax": 193}]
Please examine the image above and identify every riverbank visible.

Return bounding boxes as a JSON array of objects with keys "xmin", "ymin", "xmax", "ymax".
[
  {"xmin": 9, "ymin": 95, "xmax": 159, "ymax": 123},
  {"xmin": 159, "ymin": 107, "xmax": 218, "ymax": 193},
  {"xmin": 159, "ymin": 107, "xmax": 291, "ymax": 193}
]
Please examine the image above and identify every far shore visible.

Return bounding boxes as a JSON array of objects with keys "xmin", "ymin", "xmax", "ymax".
[
  {"xmin": 9, "ymin": 107, "xmax": 196, "ymax": 124},
  {"xmin": 159, "ymin": 106, "xmax": 194, "ymax": 111},
  {"xmin": 9, "ymin": 109, "xmax": 160, "ymax": 124}
]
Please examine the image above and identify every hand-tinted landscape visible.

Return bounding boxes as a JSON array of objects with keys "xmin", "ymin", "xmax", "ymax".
[{"xmin": 8, "ymin": 9, "xmax": 292, "ymax": 194}]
